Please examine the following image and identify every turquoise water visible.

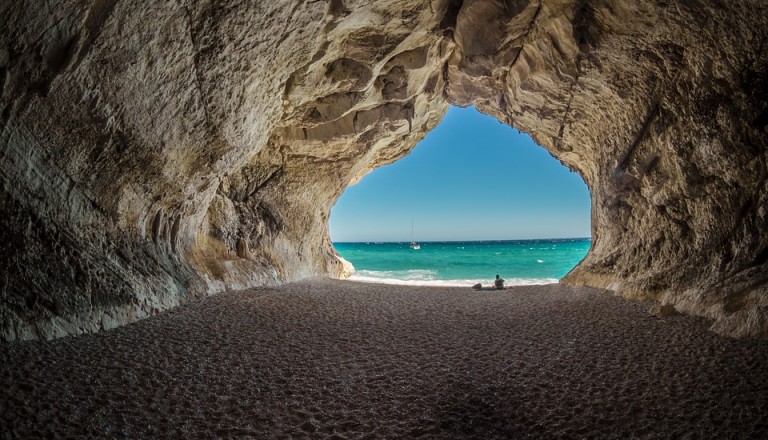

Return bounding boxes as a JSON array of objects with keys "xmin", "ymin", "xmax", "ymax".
[{"xmin": 333, "ymin": 238, "xmax": 591, "ymax": 287}]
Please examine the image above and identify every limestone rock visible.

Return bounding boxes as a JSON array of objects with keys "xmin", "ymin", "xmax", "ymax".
[
  {"xmin": 649, "ymin": 303, "xmax": 678, "ymax": 318},
  {"xmin": 338, "ymin": 256, "xmax": 356, "ymax": 280},
  {"xmin": 1, "ymin": 0, "xmax": 767, "ymax": 340}
]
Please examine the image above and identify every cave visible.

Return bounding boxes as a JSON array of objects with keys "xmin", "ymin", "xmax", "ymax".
[{"xmin": 1, "ymin": 0, "xmax": 767, "ymax": 341}]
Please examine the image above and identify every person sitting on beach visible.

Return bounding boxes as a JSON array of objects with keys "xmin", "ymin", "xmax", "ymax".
[{"xmin": 494, "ymin": 274, "xmax": 505, "ymax": 290}]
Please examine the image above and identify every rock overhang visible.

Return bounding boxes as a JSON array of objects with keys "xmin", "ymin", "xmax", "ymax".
[{"xmin": 0, "ymin": 0, "xmax": 766, "ymax": 340}]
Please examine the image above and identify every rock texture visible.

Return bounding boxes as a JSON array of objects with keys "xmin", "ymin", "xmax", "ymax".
[{"xmin": 1, "ymin": 0, "xmax": 766, "ymax": 340}]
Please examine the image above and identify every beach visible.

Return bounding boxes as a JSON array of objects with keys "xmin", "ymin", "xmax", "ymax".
[
  {"xmin": 2, "ymin": 279, "xmax": 767, "ymax": 439},
  {"xmin": 333, "ymin": 239, "xmax": 590, "ymax": 287}
]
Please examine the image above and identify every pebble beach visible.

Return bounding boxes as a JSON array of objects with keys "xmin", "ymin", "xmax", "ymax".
[{"xmin": 2, "ymin": 279, "xmax": 767, "ymax": 439}]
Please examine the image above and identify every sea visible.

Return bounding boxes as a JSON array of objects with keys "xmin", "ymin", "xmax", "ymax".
[{"xmin": 333, "ymin": 238, "xmax": 591, "ymax": 287}]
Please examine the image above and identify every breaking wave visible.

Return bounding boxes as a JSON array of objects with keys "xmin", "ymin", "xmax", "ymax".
[{"xmin": 348, "ymin": 270, "xmax": 557, "ymax": 287}]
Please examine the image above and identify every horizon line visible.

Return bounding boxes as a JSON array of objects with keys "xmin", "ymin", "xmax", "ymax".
[{"xmin": 332, "ymin": 237, "xmax": 592, "ymax": 244}]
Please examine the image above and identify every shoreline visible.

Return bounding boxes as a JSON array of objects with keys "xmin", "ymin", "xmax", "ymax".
[
  {"xmin": 345, "ymin": 274, "xmax": 560, "ymax": 288},
  {"xmin": 2, "ymin": 278, "xmax": 767, "ymax": 438},
  {"xmin": 333, "ymin": 238, "xmax": 590, "ymax": 290}
]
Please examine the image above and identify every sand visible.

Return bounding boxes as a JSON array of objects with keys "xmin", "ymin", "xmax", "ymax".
[{"xmin": 2, "ymin": 279, "xmax": 767, "ymax": 439}]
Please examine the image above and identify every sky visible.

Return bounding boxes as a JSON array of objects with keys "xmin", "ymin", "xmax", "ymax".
[{"xmin": 329, "ymin": 106, "xmax": 591, "ymax": 242}]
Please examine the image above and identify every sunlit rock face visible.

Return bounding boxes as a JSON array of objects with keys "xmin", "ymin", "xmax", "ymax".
[{"xmin": 1, "ymin": 0, "xmax": 766, "ymax": 340}]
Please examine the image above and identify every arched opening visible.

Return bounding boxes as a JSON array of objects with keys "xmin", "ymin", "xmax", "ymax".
[
  {"xmin": 330, "ymin": 106, "xmax": 590, "ymax": 286},
  {"xmin": 1, "ymin": 0, "xmax": 765, "ymax": 340}
]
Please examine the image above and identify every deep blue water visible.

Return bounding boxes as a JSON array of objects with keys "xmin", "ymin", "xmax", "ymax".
[{"xmin": 333, "ymin": 238, "xmax": 591, "ymax": 287}]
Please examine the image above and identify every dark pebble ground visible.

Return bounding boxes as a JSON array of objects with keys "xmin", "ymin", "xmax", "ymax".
[{"xmin": 2, "ymin": 279, "xmax": 767, "ymax": 439}]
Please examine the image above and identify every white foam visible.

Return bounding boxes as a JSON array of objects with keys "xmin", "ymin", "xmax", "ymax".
[
  {"xmin": 354, "ymin": 269, "xmax": 439, "ymax": 281},
  {"xmin": 347, "ymin": 274, "xmax": 558, "ymax": 287}
]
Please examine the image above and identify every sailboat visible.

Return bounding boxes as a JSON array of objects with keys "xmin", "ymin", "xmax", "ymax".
[{"xmin": 410, "ymin": 220, "xmax": 421, "ymax": 250}]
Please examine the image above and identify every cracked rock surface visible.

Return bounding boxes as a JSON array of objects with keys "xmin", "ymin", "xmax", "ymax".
[{"xmin": 1, "ymin": 0, "xmax": 767, "ymax": 339}]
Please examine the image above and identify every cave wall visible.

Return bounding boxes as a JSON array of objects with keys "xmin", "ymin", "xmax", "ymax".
[
  {"xmin": 1, "ymin": 0, "xmax": 766, "ymax": 340},
  {"xmin": 444, "ymin": 0, "xmax": 768, "ymax": 337}
]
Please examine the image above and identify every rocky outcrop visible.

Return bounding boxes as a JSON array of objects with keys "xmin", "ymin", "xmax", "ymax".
[{"xmin": 1, "ymin": 0, "xmax": 766, "ymax": 340}]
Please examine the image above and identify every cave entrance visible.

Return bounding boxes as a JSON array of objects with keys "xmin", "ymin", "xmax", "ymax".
[{"xmin": 329, "ymin": 105, "xmax": 591, "ymax": 287}]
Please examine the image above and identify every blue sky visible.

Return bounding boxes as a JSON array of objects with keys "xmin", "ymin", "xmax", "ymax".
[{"xmin": 329, "ymin": 106, "xmax": 591, "ymax": 242}]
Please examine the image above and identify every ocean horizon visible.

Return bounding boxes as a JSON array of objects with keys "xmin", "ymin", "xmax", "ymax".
[{"xmin": 333, "ymin": 237, "xmax": 591, "ymax": 288}]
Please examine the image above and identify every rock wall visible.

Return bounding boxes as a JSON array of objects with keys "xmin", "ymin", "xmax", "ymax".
[{"xmin": 1, "ymin": 0, "xmax": 766, "ymax": 340}]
